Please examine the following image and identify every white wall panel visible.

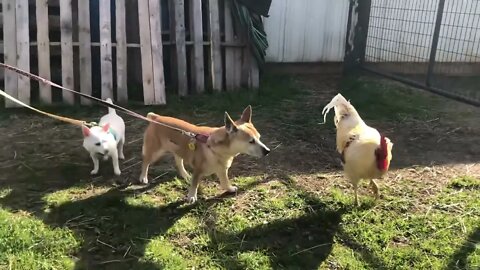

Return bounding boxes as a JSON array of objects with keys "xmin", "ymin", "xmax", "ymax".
[{"xmin": 264, "ymin": 0, "xmax": 350, "ymax": 62}]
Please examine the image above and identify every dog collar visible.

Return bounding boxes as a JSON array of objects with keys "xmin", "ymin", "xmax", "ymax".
[
  {"xmin": 195, "ymin": 134, "xmax": 209, "ymax": 144},
  {"xmin": 187, "ymin": 134, "xmax": 210, "ymax": 151},
  {"xmin": 108, "ymin": 128, "xmax": 118, "ymax": 141}
]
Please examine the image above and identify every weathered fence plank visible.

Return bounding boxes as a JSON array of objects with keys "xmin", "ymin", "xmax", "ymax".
[
  {"xmin": 168, "ymin": 0, "xmax": 177, "ymax": 91},
  {"xmin": 3, "ymin": 0, "xmax": 18, "ymax": 107},
  {"xmin": 233, "ymin": 28, "xmax": 244, "ymax": 90},
  {"xmin": 0, "ymin": 0, "xmax": 258, "ymax": 108},
  {"xmin": 173, "ymin": 0, "xmax": 188, "ymax": 96},
  {"xmin": 116, "ymin": 0, "xmax": 128, "ymax": 102},
  {"xmin": 233, "ymin": 43, "xmax": 243, "ymax": 89},
  {"xmin": 209, "ymin": 0, "xmax": 223, "ymax": 91},
  {"xmin": 60, "ymin": 0, "xmax": 75, "ymax": 104},
  {"xmin": 224, "ymin": 1, "xmax": 235, "ymax": 91},
  {"xmin": 240, "ymin": 40, "xmax": 250, "ymax": 88},
  {"xmin": 149, "ymin": 0, "xmax": 166, "ymax": 104},
  {"xmin": 250, "ymin": 58, "xmax": 260, "ymax": 88},
  {"xmin": 36, "ymin": 0, "xmax": 51, "ymax": 104},
  {"xmin": 138, "ymin": 0, "xmax": 155, "ymax": 104},
  {"xmin": 16, "ymin": 0, "xmax": 31, "ymax": 104},
  {"xmin": 78, "ymin": 0, "xmax": 92, "ymax": 105},
  {"xmin": 237, "ymin": 27, "xmax": 259, "ymax": 90},
  {"xmin": 100, "ymin": 0, "xmax": 113, "ymax": 100},
  {"xmin": 189, "ymin": 0, "xmax": 205, "ymax": 93},
  {"xmin": 239, "ymin": 36, "xmax": 260, "ymax": 89}
]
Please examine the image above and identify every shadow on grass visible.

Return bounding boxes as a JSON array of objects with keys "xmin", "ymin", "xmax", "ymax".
[
  {"xmin": 446, "ymin": 227, "xmax": 480, "ymax": 270},
  {"xmin": 203, "ymin": 180, "xmax": 391, "ymax": 270},
  {"xmin": 42, "ymin": 179, "xmax": 268, "ymax": 269},
  {"xmin": 206, "ymin": 193, "xmax": 344, "ymax": 269},
  {"xmin": 38, "ymin": 176, "xmax": 394, "ymax": 269}
]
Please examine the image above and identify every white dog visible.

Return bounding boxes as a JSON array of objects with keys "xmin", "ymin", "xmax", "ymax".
[{"xmin": 82, "ymin": 98, "xmax": 125, "ymax": 175}]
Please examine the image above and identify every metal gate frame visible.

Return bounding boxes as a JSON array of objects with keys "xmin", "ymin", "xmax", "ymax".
[{"xmin": 344, "ymin": 0, "xmax": 480, "ymax": 107}]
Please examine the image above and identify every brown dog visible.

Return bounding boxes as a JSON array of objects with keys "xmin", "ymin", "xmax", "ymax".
[{"xmin": 140, "ymin": 105, "xmax": 270, "ymax": 203}]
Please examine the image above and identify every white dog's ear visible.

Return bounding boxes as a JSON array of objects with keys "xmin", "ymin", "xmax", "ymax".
[
  {"xmin": 240, "ymin": 105, "xmax": 252, "ymax": 123},
  {"xmin": 82, "ymin": 125, "xmax": 90, "ymax": 137},
  {"xmin": 102, "ymin": 123, "xmax": 110, "ymax": 132},
  {"xmin": 224, "ymin": 112, "xmax": 238, "ymax": 133}
]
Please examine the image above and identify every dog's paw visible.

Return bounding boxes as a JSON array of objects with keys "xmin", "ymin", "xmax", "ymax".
[
  {"xmin": 181, "ymin": 173, "xmax": 192, "ymax": 180},
  {"xmin": 119, "ymin": 154, "xmax": 125, "ymax": 160},
  {"xmin": 226, "ymin": 186, "xmax": 238, "ymax": 193},
  {"xmin": 139, "ymin": 177, "xmax": 149, "ymax": 185},
  {"xmin": 114, "ymin": 169, "xmax": 121, "ymax": 176},
  {"xmin": 186, "ymin": 194, "xmax": 197, "ymax": 204},
  {"xmin": 90, "ymin": 169, "xmax": 98, "ymax": 175}
]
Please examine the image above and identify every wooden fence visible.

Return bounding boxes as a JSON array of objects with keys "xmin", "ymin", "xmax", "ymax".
[{"xmin": 0, "ymin": 0, "xmax": 259, "ymax": 107}]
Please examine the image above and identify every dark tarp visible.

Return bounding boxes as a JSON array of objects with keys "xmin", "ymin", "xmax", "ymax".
[{"xmin": 237, "ymin": 0, "xmax": 273, "ymax": 17}]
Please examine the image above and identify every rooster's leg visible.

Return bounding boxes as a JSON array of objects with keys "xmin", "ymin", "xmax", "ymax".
[{"xmin": 370, "ymin": 179, "xmax": 379, "ymax": 200}]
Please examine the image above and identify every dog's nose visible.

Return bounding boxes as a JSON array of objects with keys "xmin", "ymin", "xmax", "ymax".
[{"xmin": 262, "ymin": 147, "xmax": 270, "ymax": 156}]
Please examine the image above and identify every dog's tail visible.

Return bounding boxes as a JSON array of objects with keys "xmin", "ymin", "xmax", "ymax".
[{"xmin": 106, "ymin": 98, "xmax": 116, "ymax": 114}]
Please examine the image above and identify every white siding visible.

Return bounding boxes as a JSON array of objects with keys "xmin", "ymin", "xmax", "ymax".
[{"xmin": 265, "ymin": 0, "xmax": 350, "ymax": 62}]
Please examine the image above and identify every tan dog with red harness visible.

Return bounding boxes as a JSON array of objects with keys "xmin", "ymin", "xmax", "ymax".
[{"xmin": 140, "ymin": 106, "xmax": 270, "ymax": 203}]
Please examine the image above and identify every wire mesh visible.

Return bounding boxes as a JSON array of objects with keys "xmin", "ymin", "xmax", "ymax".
[
  {"xmin": 365, "ymin": 0, "xmax": 438, "ymax": 74},
  {"xmin": 362, "ymin": 0, "xmax": 480, "ymax": 106},
  {"xmin": 430, "ymin": 0, "xmax": 480, "ymax": 103}
]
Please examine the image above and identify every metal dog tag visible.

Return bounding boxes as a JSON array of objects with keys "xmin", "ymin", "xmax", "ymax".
[{"xmin": 188, "ymin": 140, "xmax": 196, "ymax": 151}]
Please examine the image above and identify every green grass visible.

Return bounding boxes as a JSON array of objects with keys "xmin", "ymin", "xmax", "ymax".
[
  {"xmin": 0, "ymin": 74, "xmax": 479, "ymax": 269},
  {"xmin": 337, "ymin": 179, "xmax": 480, "ymax": 269},
  {"xmin": 0, "ymin": 208, "xmax": 80, "ymax": 269}
]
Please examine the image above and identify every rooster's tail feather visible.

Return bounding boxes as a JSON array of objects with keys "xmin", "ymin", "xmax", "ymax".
[{"xmin": 321, "ymin": 93, "xmax": 350, "ymax": 124}]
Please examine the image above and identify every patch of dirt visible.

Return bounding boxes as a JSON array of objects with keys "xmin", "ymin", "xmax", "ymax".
[{"xmin": 0, "ymin": 74, "xmax": 479, "ymax": 210}]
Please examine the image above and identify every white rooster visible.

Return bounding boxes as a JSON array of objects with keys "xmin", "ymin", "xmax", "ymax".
[{"xmin": 322, "ymin": 94, "xmax": 393, "ymax": 206}]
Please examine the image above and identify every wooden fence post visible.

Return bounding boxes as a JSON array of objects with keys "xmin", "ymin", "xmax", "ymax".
[
  {"xmin": 137, "ymin": 0, "xmax": 166, "ymax": 105},
  {"xmin": 138, "ymin": 1, "xmax": 155, "ymax": 105},
  {"xmin": 116, "ymin": 0, "xmax": 128, "ymax": 102},
  {"xmin": 240, "ymin": 33, "xmax": 249, "ymax": 88},
  {"xmin": 250, "ymin": 55, "xmax": 259, "ymax": 89},
  {"xmin": 100, "ymin": 0, "xmax": 113, "ymax": 100},
  {"xmin": 3, "ymin": 0, "xmax": 18, "ymax": 108},
  {"xmin": 36, "ymin": 0, "xmax": 52, "ymax": 104},
  {"xmin": 173, "ymin": 0, "xmax": 188, "ymax": 96},
  {"xmin": 224, "ymin": 0, "xmax": 236, "ymax": 91},
  {"xmin": 78, "ymin": 0, "xmax": 93, "ymax": 105},
  {"xmin": 149, "ymin": 0, "xmax": 166, "ymax": 104},
  {"xmin": 344, "ymin": 0, "xmax": 372, "ymax": 73},
  {"xmin": 209, "ymin": 0, "xmax": 223, "ymax": 91},
  {"xmin": 189, "ymin": 0, "xmax": 205, "ymax": 93},
  {"xmin": 16, "ymin": 0, "xmax": 30, "ymax": 105},
  {"xmin": 60, "ymin": 0, "xmax": 75, "ymax": 104}
]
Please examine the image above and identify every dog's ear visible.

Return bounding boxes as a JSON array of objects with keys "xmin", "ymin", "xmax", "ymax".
[
  {"xmin": 240, "ymin": 105, "xmax": 252, "ymax": 123},
  {"xmin": 82, "ymin": 125, "xmax": 90, "ymax": 137},
  {"xmin": 224, "ymin": 112, "xmax": 238, "ymax": 133},
  {"xmin": 102, "ymin": 123, "xmax": 110, "ymax": 132}
]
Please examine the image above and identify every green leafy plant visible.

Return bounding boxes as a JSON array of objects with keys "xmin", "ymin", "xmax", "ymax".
[{"xmin": 228, "ymin": 0, "xmax": 269, "ymax": 67}]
